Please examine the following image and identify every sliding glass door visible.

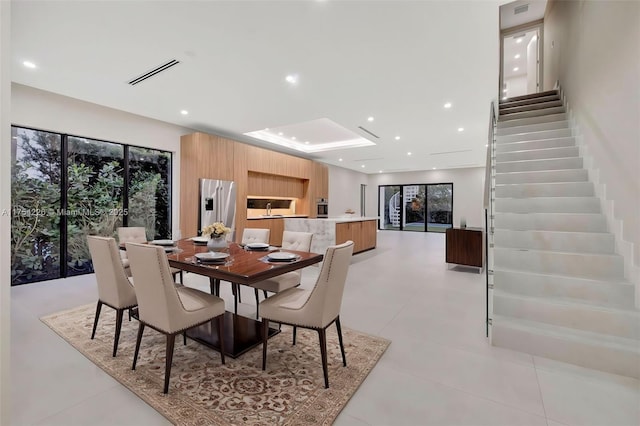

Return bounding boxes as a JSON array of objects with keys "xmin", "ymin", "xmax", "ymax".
[{"xmin": 378, "ymin": 183, "xmax": 453, "ymax": 233}]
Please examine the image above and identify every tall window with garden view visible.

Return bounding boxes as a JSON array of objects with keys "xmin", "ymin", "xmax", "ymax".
[{"xmin": 10, "ymin": 126, "xmax": 172, "ymax": 286}]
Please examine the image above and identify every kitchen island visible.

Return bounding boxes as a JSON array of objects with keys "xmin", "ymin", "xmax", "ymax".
[{"xmin": 284, "ymin": 217, "xmax": 378, "ymax": 255}]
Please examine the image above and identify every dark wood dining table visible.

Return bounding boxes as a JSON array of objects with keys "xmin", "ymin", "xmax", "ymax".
[{"xmin": 165, "ymin": 239, "xmax": 323, "ymax": 358}]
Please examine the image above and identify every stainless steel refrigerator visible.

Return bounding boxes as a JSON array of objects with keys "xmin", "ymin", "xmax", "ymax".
[{"xmin": 199, "ymin": 179, "xmax": 236, "ymax": 240}]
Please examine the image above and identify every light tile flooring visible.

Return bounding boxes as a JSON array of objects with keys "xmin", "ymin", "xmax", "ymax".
[{"xmin": 11, "ymin": 231, "xmax": 640, "ymax": 425}]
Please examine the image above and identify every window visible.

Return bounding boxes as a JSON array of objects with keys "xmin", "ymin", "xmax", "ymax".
[{"xmin": 378, "ymin": 183, "xmax": 453, "ymax": 232}]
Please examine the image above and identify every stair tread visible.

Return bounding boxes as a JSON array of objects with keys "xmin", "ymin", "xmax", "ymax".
[
  {"xmin": 496, "ymin": 120, "xmax": 569, "ymax": 132},
  {"xmin": 496, "ymin": 181, "xmax": 591, "ymax": 187},
  {"xmin": 497, "ymin": 136, "xmax": 574, "ymax": 145},
  {"xmin": 495, "ymin": 146, "xmax": 577, "ymax": 155},
  {"xmin": 500, "ymin": 90, "xmax": 559, "ymax": 103},
  {"xmin": 492, "ymin": 315, "xmax": 640, "ymax": 350},
  {"xmin": 496, "ymin": 168, "xmax": 584, "ymax": 175},
  {"xmin": 494, "ymin": 246, "xmax": 622, "ymax": 259},
  {"xmin": 495, "ymin": 229, "xmax": 613, "ymax": 237},
  {"xmin": 499, "ymin": 107, "xmax": 566, "ymax": 119},
  {"xmin": 493, "ymin": 267, "xmax": 632, "ymax": 287},
  {"xmin": 496, "ymin": 156, "xmax": 581, "ymax": 165}
]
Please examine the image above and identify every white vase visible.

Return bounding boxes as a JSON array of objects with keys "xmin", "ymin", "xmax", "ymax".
[{"xmin": 207, "ymin": 236, "xmax": 227, "ymax": 252}]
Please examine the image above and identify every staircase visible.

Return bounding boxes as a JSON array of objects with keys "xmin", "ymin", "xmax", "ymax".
[{"xmin": 490, "ymin": 90, "xmax": 640, "ymax": 379}]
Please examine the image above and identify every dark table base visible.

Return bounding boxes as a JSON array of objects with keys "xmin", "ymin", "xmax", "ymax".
[{"xmin": 186, "ymin": 311, "xmax": 279, "ymax": 359}]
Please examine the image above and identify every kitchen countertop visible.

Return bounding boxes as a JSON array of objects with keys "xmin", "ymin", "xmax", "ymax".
[
  {"xmin": 246, "ymin": 215, "xmax": 308, "ymax": 220},
  {"xmin": 285, "ymin": 216, "xmax": 379, "ymax": 223}
]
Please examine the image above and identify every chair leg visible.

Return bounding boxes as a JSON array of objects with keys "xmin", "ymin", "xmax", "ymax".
[
  {"xmin": 179, "ymin": 271, "xmax": 184, "ymax": 284},
  {"xmin": 132, "ymin": 322, "xmax": 145, "ymax": 370},
  {"xmin": 263, "ymin": 290, "xmax": 268, "ymax": 299},
  {"xmin": 128, "ymin": 308, "xmax": 132, "ymax": 322},
  {"xmin": 183, "ymin": 332, "xmax": 187, "ymax": 346},
  {"xmin": 217, "ymin": 315, "xmax": 226, "ymax": 365},
  {"xmin": 209, "ymin": 278, "xmax": 216, "ymax": 295},
  {"xmin": 335, "ymin": 316, "xmax": 347, "ymax": 367},
  {"xmin": 91, "ymin": 301, "xmax": 102, "ymax": 339},
  {"xmin": 233, "ymin": 284, "xmax": 238, "ymax": 315},
  {"xmin": 254, "ymin": 288, "xmax": 260, "ymax": 319},
  {"xmin": 261, "ymin": 318, "xmax": 269, "ymax": 370},
  {"xmin": 113, "ymin": 309, "xmax": 124, "ymax": 357},
  {"xmin": 318, "ymin": 328, "xmax": 329, "ymax": 388},
  {"xmin": 237, "ymin": 284, "xmax": 242, "ymax": 303},
  {"xmin": 292, "ymin": 326, "xmax": 297, "ymax": 345},
  {"xmin": 163, "ymin": 334, "xmax": 176, "ymax": 394}
]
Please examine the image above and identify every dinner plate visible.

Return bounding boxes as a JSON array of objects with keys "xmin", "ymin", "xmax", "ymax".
[
  {"xmin": 194, "ymin": 252, "xmax": 229, "ymax": 262},
  {"xmin": 190, "ymin": 236, "xmax": 209, "ymax": 244},
  {"xmin": 150, "ymin": 239, "xmax": 175, "ymax": 246},
  {"xmin": 246, "ymin": 242, "xmax": 269, "ymax": 250},
  {"xmin": 267, "ymin": 252, "xmax": 298, "ymax": 261}
]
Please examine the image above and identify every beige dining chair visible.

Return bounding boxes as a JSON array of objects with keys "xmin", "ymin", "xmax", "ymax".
[
  {"xmin": 126, "ymin": 242, "xmax": 226, "ymax": 394},
  {"xmin": 260, "ymin": 240, "xmax": 354, "ymax": 388},
  {"xmin": 252, "ymin": 231, "xmax": 313, "ymax": 318},
  {"xmin": 218, "ymin": 228, "xmax": 271, "ymax": 310},
  {"xmin": 86, "ymin": 236, "xmax": 137, "ymax": 357},
  {"xmin": 117, "ymin": 226, "xmax": 183, "ymax": 283}
]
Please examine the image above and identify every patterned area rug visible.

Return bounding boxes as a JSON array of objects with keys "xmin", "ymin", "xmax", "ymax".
[{"xmin": 41, "ymin": 304, "xmax": 390, "ymax": 425}]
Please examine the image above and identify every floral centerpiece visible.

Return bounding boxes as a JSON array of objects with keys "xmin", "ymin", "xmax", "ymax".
[{"xmin": 202, "ymin": 222, "xmax": 231, "ymax": 252}]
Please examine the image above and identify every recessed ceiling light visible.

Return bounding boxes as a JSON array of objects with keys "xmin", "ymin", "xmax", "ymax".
[
  {"xmin": 502, "ymin": 96, "xmax": 507, "ymax": 100},
  {"xmin": 502, "ymin": 89, "xmax": 508, "ymax": 92},
  {"xmin": 458, "ymin": 127, "xmax": 464, "ymax": 132},
  {"xmin": 291, "ymin": 137, "xmax": 296, "ymax": 140},
  {"xmin": 407, "ymin": 152, "xmax": 412, "ymax": 156},
  {"xmin": 285, "ymin": 74, "xmax": 298, "ymax": 84},
  {"xmin": 264, "ymin": 128, "xmax": 269, "ymax": 131},
  {"xmin": 514, "ymin": 54, "xmax": 521, "ymax": 59},
  {"xmin": 180, "ymin": 110, "xmax": 188, "ymax": 115},
  {"xmin": 367, "ymin": 116, "xmax": 374, "ymax": 122},
  {"xmin": 278, "ymin": 132, "xmax": 283, "ymax": 136},
  {"xmin": 23, "ymin": 61, "xmax": 36, "ymax": 69},
  {"xmin": 338, "ymin": 158, "xmax": 343, "ymax": 162},
  {"xmin": 516, "ymin": 38, "xmax": 523, "ymax": 43},
  {"xmin": 395, "ymin": 136, "xmax": 400, "ymax": 140},
  {"xmin": 305, "ymin": 141, "xmax": 310, "ymax": 145},
  {"xmin": 361, "ymin": 164, "xmax": 365, "ymax": 168},
  {"xmin": 444, "ymin": 102, "xmax": 452, "ymax": 109},
  {"xmin": 379, "ymin": 170, "xmax": 382, "ymax": 173},
  {"xmin": 432, "ymin": 167, "xmax": 436, "ymax": 170},
  {"xmin": 485, "ymin": 144, "xmax": 489, "ymax": 147},
  {"xmin": 513, "ymin": 67, "xmax": 519, "ymax": 71}
]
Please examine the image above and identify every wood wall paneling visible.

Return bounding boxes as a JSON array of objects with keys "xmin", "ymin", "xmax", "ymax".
[{"xmin": 247, "ymin": 172, "xmax": 304, "ymax": 198}]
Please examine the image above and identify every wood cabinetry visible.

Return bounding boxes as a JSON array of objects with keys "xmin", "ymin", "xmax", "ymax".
[
  {"xmin": 248, "ymin": 172, "xmax": 304, "ymax": 198},
  {"xmin": 335, "ymin": 220, "xmax": 377, "ymax": 254},
  {"xmin": 445, "ymin": 227, "xmax": 484, "ymax": 269},
  {"xmin": 245, "ymin": 219, "xmax": 284, "ymax": 246}
]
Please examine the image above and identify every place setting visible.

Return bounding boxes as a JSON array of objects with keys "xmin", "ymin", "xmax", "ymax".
[
  {"xmin": 260, "ymin": 251, "xmax": 301, "ymax": 263},
  {"xmin": 150, "ymin": 239, "xmax": 182, "ymax": 252},
  {"xmin": 192, "ymin": 252, "xmax": 230, "ymax": 265}
]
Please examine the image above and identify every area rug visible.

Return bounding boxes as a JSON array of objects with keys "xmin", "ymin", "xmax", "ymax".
[{"xmin": 41, "ymin": 304, "xmax": 390, "ymax": 425}]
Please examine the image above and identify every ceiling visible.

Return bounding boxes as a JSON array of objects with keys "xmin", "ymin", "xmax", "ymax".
[{"xmin": 11, "ymin": 0, "xmax": 504, "ymax": 174}]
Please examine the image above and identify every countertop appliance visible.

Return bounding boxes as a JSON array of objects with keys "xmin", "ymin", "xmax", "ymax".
[
  {"xmin": 199, "ymin": 179, "xmax": 236, "ymax": 239},
  {"xmin": 316, "ymin": 198, "xmax": 328, "ymax": 218}
]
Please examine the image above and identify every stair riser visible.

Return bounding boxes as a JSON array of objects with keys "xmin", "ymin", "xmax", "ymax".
[
  {"xmin": 496, "ymin": 120, "xmax": 569, "ymax": 136},
  {"xmin": 495, "ymin": 198, "xmax": 600, "ymax": 213},
  {"xmin": 496, "ymin": 128, "xmax": 572, "ymax": 143},
  {"xmin": 493, "ymin": 293, "xmax": 637, "ymax": 338},
  {"xmin": 496, "ymin": 147, "xmax": 579, "ymax": 162},
  {"xmin": 495, "ymin": 137, "xmax": 575, "ymax": 153},
  {"xmin": 494, "ymin": 230, "xmax": 615, "ymax": 254},
  {"xmin": 495, "ymin": 169, "xmax": 588, "ymax": 184},
  {"xmin": 500, "ymin": 91, "xmax": 559, "ymax": 106},
  {"xmin": 491, "ymin": 323, "xmax": 640, "ymax": 379},
  {"xmin": 493, "ymin": 270, "xmax": 635, "ymax": 307},
  {"xmin": 500, "ymin": 95, "xmax": 560, "ymax": 109},
  {"xmin": 500, "ymin": 100, "xmax": 564, "ymax": 115},
  {"xmin": 495, "ymin": 182, "xmax": 594, "ymax": 198},
  {"xmin": 496, "ymin": 157, "xmax": 583, "ymax": 173},
  {"xmin": 495, "ymin": 213, "xmax": 606, "ymax": 232},
  {"xmin": 493, "ymin": 249, "xmax": 624, "ymax": 280},
  {"xmin": 498, "ymin": 113, "xmax": 567, "ymax": 129},
  {"xmin": 500, "ymin": 106, "xmax": 566, "ymax": 121}
]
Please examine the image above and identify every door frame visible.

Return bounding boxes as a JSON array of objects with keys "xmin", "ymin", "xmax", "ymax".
[{"xmin": 499, "ymin": 19, "xmax": 544, "ymax": 99}]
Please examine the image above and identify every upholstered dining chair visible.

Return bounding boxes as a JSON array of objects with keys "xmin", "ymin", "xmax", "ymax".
[
  {"xmin": 252, "ymin": 231, "xmax": 313, "ymax": 318},
  {"xmin": 86, "ymin": 236, "xmax": 137, "ymax": 357},
  {"xmin": 220, "ymin": 228, "xmax": 271, "ymax": 309},
  {"xmin": 126, "ymin": 242, "xmax": 226, "ymax": 394},
  {"xmin": 117, "ymin": 226, "xmax": 183, "ymax": 283},
  {"xmin": 260, "ymin": 240, "xmax": 354, "ymax": 388}
]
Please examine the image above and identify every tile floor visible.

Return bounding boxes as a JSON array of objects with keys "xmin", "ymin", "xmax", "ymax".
[{"xmin": 10, "ymin": 231, "xmax": 640, "ymax": 425}]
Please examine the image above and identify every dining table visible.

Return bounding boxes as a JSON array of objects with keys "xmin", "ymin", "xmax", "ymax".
[{"xmin": 163, "ymin": 239, "xmax": 324, "ymax": 358}]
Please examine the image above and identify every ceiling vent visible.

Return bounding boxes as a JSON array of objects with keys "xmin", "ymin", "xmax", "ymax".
[
  {"xmin": 357, "ymin": 126, "xmax": 380, "ymax": 139},
  {"xmin": 514, "ymin": 4, "xmax": 529, "ymax": 15},
  {"xmin": 429, "ymin": 149, "xmax": 472, "ymax": 156},
  {"xmin": 128, "ymin": 59, "xmax": 180, "ymax": 85}
]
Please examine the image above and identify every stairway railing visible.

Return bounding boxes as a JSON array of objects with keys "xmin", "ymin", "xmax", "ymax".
[{"xmin": 484, "ymin": 100, "xmax": 498, "ymax": 337}]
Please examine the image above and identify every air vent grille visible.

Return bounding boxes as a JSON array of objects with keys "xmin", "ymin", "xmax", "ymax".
[
  {"xmin": 357, "ymin": 126, "xmax": 380, "ymax": 139},
  {"xmin": 514, "ymin": 4, "xmax": 529, "ymax": 14},
  {"xmin": 128, "ymin": 59, "xmax": 180, "ymax": 85},
  {"xmin": 429, "ymin": 149, "xmax": 472, "ymax": 156}
]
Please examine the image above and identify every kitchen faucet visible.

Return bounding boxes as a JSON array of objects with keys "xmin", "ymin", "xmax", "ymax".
[{"xmin": 266, "ymin": 202, "xmax": 272, "ymax": 216}]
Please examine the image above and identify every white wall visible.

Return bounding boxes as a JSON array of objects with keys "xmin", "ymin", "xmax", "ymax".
[
  {"xmin": 504, "ymin": 76, "xmax": 527, "ymax": 98},
  {"xmin": 543, "ymin": 1, "xmax": 640, "ymax": 269},
  {"xmin": 11, "ymin": 84, "xmax": 195, "ymax": 237},
  {"xmin": 327, "ymin": 165, "xmax": 486, "ymax": 227},
  {"xmin": 526, "ymin": 36, "xmax": 538, "ymax": 94},
  {"xmin": 327, "ymin": 165, "xmax": 368, "ymax": 217},
  {"xmin": 0, "ymin": 2, "xmax": 11, "ymax": 423}
]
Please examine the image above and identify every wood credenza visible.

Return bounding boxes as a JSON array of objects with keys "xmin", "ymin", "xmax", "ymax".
[{"xmin": 445, "ymin": 227, "xmax": 484, "ymax": 269}]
